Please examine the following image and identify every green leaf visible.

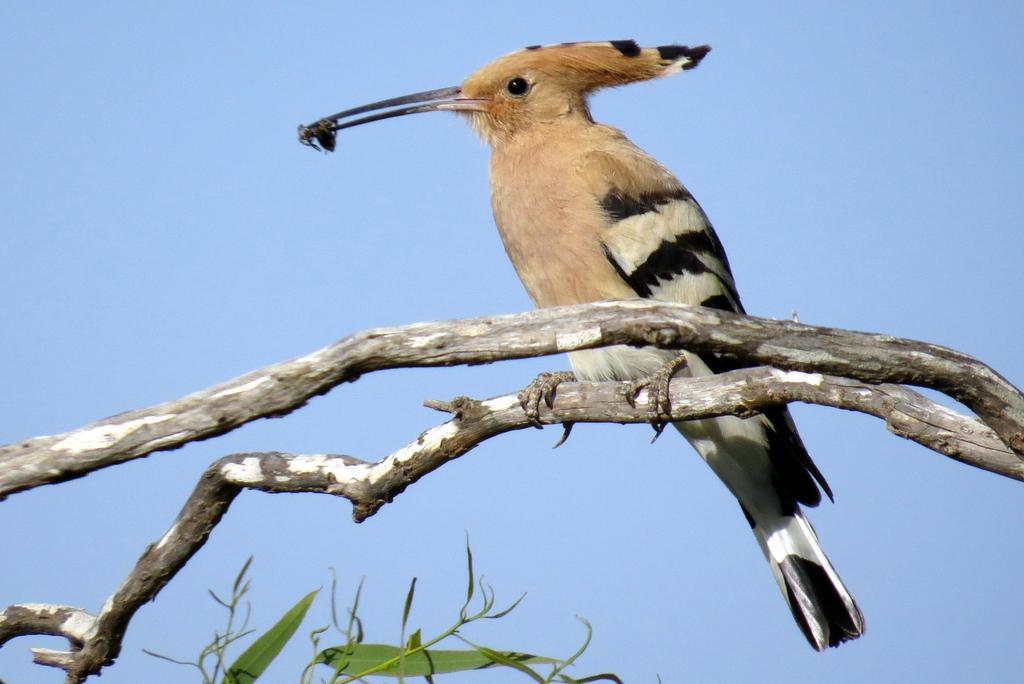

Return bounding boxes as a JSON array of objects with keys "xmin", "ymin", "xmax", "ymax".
[
  {"xmin": 223, "ymin": 589, "xmax": 318, "ymax": 684},
  {"xmin": 543, "ymin": 616, "xmax": 594, "ymax": 684},
  {"xmin": 233, "ymin": 557, "xmax": 254, "ymax": 595},
  {"xmin": 406, "ymin": 629, "xmax": 422, "ymax": 650},
  {"xmin": 486, "ymin": 591, "xmax": 527, "ymax": 619},
  {"xmin": 473, "ymin": 645, "xmax": 545, "ymax": 683},
  {"xmin": 317, "ymin": 644, "xmax": 558, "ymax": 677},
  {"xmin": 401, "ymin": 577, "xmax": 417, "ymax": 634},
  {"xmin": 464, "ymin": 535, "xmax": 475, "ymax": 607},
  {"xmin": 347, "ymin": 577, "xmax": 365, "ymax": 644}
]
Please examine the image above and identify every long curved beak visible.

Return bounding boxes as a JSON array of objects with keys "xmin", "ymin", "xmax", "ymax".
[{"xmin": 298, "ymin": 86, "xmax": 486, "ymax": 152}]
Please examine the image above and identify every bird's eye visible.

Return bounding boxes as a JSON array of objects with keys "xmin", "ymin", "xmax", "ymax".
[{"xmin": 506, "ymin": 77, "xmax": 529, "ymax": 96}]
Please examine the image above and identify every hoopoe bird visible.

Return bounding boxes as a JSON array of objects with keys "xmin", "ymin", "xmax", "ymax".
[{"xmin": 301, "ymin": 40, "xmax": 865, "ymax": 650}]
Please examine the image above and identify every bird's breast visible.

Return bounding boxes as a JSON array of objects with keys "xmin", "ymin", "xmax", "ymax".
[{"xmin": 488, "ymin": 137, "xmax": 635, "ymax": 308}]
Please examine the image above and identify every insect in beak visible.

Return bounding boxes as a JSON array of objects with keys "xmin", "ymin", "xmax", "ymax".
[{"xmin": 298, "ymin": 86, "xmax": 487, "ymax": 152}]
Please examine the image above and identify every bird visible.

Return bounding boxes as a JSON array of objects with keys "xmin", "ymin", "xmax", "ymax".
[{"xmin": 300, "ymin": 39, "xmax": 865, "ymax": 650}]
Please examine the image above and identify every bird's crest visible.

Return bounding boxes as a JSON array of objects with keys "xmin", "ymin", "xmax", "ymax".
[{"xmin": 465, "ymin": 40, "xmax": 710, "ymax": 94}]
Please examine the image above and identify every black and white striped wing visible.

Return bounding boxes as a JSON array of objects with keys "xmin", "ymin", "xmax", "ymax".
[
  {"xmin": 600, "ymin": 187, "xmax": 744, "ymax": 314},
  {"xmin": 597, "ymin": 185, "xmax": 832, "ymax": 506}
]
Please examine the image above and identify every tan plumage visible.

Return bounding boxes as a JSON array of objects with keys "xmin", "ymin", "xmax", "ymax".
[
  {"xmin": 306, "ymin": 39, "xmax": 864, "ymax": 650},
  {"xmin": 488, "ymin": 122, "xmax": 655, "ymax": 306}
]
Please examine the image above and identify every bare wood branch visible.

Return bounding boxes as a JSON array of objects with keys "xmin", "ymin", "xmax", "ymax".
[
  {"xmin": 2, "ymin": 301, "xmax": 1022, "ymax": 500},
  {"xmin": 3, "ymin": 365, "xmax": 1018, "ymax": 682},
  {"xmin": 0, "ymin": 604, "xmax": 94, "ymax": 668},
  {"xmin": 216, "ymin": 370, "xmax": 1024, "ymax": 516}
]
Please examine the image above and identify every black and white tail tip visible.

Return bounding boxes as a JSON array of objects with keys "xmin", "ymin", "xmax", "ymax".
[{"xmin": 756, "ymin": 512, "xmax": 865, "ymax": 650}]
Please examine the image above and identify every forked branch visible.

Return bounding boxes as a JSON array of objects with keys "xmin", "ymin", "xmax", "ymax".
[
  {"xmin": 2, "ymin": 301, "xmax": 1022, "ymax": 501},
  {"xmin": 1, "ymin": 302, "xmax": 1022, "ymax": 682}
]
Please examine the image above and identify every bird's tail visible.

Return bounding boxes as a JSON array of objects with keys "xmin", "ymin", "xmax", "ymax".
[{"xmin": 751, "ymin": 509, "xmax": 865, "ymax": 650}]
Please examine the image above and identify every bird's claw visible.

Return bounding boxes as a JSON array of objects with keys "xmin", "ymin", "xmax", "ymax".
[
  {"xmin": 552, "ymin": 421, "xmax": 575, "ymax": 448},
  {"xmin": 624, "ymin": 354, "xmax": 688, "ymax": 426},
  {"xmin": 518, "ymin": 370, "xmax": 576, "ymax": 428}
]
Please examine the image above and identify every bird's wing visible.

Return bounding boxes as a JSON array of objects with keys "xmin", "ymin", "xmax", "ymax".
[
  {"xmin": 589, "ymin": 147, "xmax": 833, "ymax": 505},
  {"xmin": 600, "ymin": 183, "xmax": 745, "ymax": 314}
]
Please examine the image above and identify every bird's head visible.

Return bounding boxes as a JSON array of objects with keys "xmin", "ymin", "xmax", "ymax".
[
  {"xmin": 457, "ymin": 40, "xmax": 710, "ymax": 146},
  {"xmin": 299, "ymin": 40, "xmax": 709, "ymax": 152}
]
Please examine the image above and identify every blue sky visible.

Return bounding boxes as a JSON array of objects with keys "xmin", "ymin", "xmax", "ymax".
[{"xmin": 2, "ymin": 2, "xmax": 1022, "ymax": 682}]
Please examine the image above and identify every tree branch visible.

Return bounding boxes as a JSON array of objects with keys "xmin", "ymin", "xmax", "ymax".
[
  {"xmin": 2, "ymin": 301, "xmax": 1022, "ymax": 500},
  {"xmin": 2, "ymin": 363, "xmax": 1019, "ymax": 682}
]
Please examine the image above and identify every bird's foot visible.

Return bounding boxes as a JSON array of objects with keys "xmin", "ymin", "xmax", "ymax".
[
  {"xmin": 624, "ymin": 354, "xmax": 688, "ymax": 428},
  {"xmin": 518, "ymin": 370, "xmax": 576, "ymax": 428}
]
